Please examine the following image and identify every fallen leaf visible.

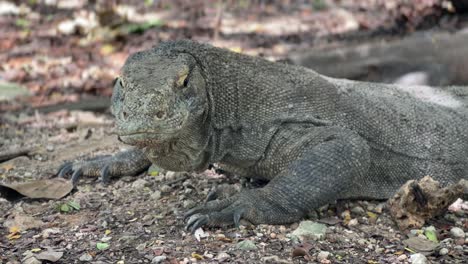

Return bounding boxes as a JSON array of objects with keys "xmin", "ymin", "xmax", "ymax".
[
  {"xmin": 402, "ymin": 237, "xmax": 438, "ymax": 253},
  {"xmin": 96, "ymin": 242, "xmax": 109, "ymax": 250},
  {"xmin": 7, "ymin": 226, "xmax": 21, "ymax": 240},
  {"xmin": 4, "ymin": 213, "xmax": 44, "ymax": 231},
  {"xmin": 0, "ymin": 178, "xmax": 73, "ymax": 200},
  {"xmin": 67, "ymin": 201, "xmax": 81, "ymax": 210},
  {"xmin": 60, "ymin": 204, "xmax": 70, "ymax": 212},
  {"xmin": 342, "ymin": 210, "xmax": 351, "ymax": 225},
  {"xmin": 424, "ymin": 229, "xmax": 438, "ymax": 243},
  {"xmin": 191, "ymin": 252, "xmax": 204, "ymax": 260}
]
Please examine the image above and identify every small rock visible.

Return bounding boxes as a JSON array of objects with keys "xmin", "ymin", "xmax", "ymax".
[
  {"xmin": 151, "ymin": 256, "xmax": 167, "ymax": 263},
  {"xmin": 160, "ymin": 185, "xmax": 171, "ymax": 193},
  {"xmin": 317, "ymin": 251, "xmax": 330, "ymax": 261},
  {"xmin": 450, "ymin": 227, "xmax": 465, "ymax": 238},
  {"xmin": 36, "ymin": 250, "xmax": 64, "ymax": 262},
  {"xmin": 439, "ymin": 248, "xmax": 449, "ymax": 255},
  {"xmin": 290, "ymin": 221, "xmax": 327, "ymax": 241},
  {"xmin": 348, "ymin": 218, "xmax": 358, "ymax": 226},
  {"xmin": 397, "ymin": 254, "xmax": 407, "ymax": 261},
  {"xmin": 453, "ymin": 245, "xmax": 463, "ymax": 251},
  {"xmin": 79, "ymin": 253, "xmax": 93, "ymax": 262},
  {"xmin": 261, "ymin": 255, "xmax": 290, "ymax": 263},
  {"xmin": 215, "ymin": 252, "xmax": 230, "ymax": 261},
  {"xmin": 351, "ymin": 206, "xmax": 365, "ymax": 216},
  {"xmin": 151, "ymin": 190, "xmax": 161, "ymax": 200},
  {"xmin": 136, "ymin": 242, "xmax": 147, "ymax": 251},
  {"xmin": 183, "ymin": 200, "xmax": 195, "ymax": 209},
  {"xmin": 131, "ymin": 179, "xmax": 148, "ymax": 189},
  {"xmin": 236, "ymin": 240, "xmax": 257, "ymax": 251},
  {"xmin": 373, "ymin": 203, "xmax": 385, "ymax": 214},
  {"xmin": 270, "ymin": 232, "xmax": 277, "ymax": 239},
  {"xmin": 410, "ymin": 253, "xmax": 427, "ymax": 264},
  {"xmin": 46, "ymin": 145, "xmax": 55, "ymax": 152},
  {"xmin": 41, "ymin": 228, "xmax": 61, "ymax": 239}
]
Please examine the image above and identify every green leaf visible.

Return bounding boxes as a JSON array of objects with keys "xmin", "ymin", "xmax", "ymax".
[
  {"xmin": 123, "ymin": 19, "xmax": 164, "ymax": 34},
  {"xmin": 67, "ymin": 201, "xmax": 81, "ymax": 211},
  {"xmin": 60, "ymin": 204, "xmax": 70, "ymax": 212},
  {"xmin": 96, "ymin": 242, "xmax": 109, "ymax": 250},
  {"xmin": 424, "ymin": 229, "xmax": 438, "ymax": 243},
  {"xmin": 15, "ymin": 18, "xmax": 30, "ymax": 28}
]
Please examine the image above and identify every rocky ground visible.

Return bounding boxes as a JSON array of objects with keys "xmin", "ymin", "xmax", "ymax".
[{"xmin": 0, "ymin": 111, "xmax": 467, "ymax": 263}]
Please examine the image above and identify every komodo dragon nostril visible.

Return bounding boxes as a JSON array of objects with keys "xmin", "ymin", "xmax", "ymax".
[{"xmin": 155, "ymin": 111, "xmax": 165, "ymax": 119}]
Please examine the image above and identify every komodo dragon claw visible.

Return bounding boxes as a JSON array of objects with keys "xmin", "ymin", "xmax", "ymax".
[{"xmin": 56, "ymin": 149, "xmax": 151, "ymax": 186}]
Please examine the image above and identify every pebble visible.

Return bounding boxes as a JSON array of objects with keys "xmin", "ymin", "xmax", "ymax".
[
  {"xmin": 317, "ymin": 251, "xmax": 330, "ymax": 261},
  {"xmin": 270, "ymin": 232, "xmax": 277, "ymax": 239},
  {"xmin": 136, "ymin": 242, "xmax": 147, "ymax": 251},
  {"xmin": 236, "ymin": 240, "xmax": 257, "ymax": 251},
  {"xmin": 373, "ymin": 203, "xmax": 385, "ymax": 213},
  {"xmin": 183, "ymin": 200, "xmax": 195, "ymax": 208},
  {"xmin": 397, "ymin": 254, "xmax": 407, "ymax": 261},
  {"xmin": 410, "ymin": 253, "xmax": 427, "ymax": 264},
  {"xmin": 151, "ymin": 190, "xmax": 162, "ymax": 200},
  {"xmin": 215, "ymin": 252, "xmax": 230, "ymax": 261},
  {"xmin": 439, "ymin": 248, "xmax": 449, "ymax": 255},
  {"xmin": 131, "ymin": 179, "xmax": 148, "ymax": 189},
  {"xmin": 351, "ymin": 206, "xmax": 365, "ymax": 216},
  {"xmin": 454, "ymin": 245, "xmax": 463, "ymax": 251},
  {"xmin": 79, "ymin": 253, "xmax": 93, "ymax": 262},
  {"xmin": 348, "ymin": 218, "xmax": 359, "ymax": 226},
  {"xmin": 290, "ymin": 221, "xmax": 327, "ymax": 241},
  {"xmin": 46, "ymin": 145, "xmax": 54, "ymax": 152},
  {"xmin": 450, "ymin": 227, "xmax": 465, "ymax": 238},
  {"xmin": 160, "ymin": 185, "xmax": 171, "ymax": 193},
  {"xmin": 151, "ymin": 256, "xmax": 167, "ymax": 263}
]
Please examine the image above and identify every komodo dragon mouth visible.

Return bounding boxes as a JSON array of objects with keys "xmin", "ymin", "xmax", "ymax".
[{"xmin": 116, "ymin": 131, "xmax": 172, "ymax": 146}]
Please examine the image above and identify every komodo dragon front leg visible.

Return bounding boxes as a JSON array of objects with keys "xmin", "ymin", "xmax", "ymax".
[
  {"xmin": 185, "ymin": 127, "xmax": 370, "ymax": 231},
  {"xmin": 58, "ymin": 148, "xmax": 151, "ymax": 185}
]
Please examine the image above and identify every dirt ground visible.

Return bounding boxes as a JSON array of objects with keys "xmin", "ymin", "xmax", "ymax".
[
  {"xmin": 0, "ymin": 112, "xmax": 466, "ymax": 263},
  {"xmin": 1, "ymin": 1, "xmax": 467, "ymax": 263}
]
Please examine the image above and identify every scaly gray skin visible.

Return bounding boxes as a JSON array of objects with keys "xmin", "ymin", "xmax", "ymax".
[{"xmin": 59, "ymin": 40, "xmax": 468, "ymax": 231}]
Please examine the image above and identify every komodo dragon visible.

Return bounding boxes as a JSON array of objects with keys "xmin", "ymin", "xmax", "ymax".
[{"xmin": 58, "ymin": 40, "xmax": 468, "ymax": 231}]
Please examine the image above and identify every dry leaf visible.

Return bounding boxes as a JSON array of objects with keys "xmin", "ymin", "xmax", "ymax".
[{"xmin": 0, "ymin": 178, "xmax": 73, "ymax": 200}]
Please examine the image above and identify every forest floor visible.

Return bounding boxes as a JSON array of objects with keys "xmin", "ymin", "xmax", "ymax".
[{"xmin": 1, "ymin": 1, "xmax": 467, "ymax": 263}]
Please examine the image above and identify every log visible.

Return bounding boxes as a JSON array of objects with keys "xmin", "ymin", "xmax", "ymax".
[{"xmin": 289, "ymin": 29, "xmax": 468, "ymax": 86}]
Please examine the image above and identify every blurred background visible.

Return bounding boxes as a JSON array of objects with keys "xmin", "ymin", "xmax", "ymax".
[{"xmin": 0, "ymin": 0, "xmax": 467, "ymax": 113}]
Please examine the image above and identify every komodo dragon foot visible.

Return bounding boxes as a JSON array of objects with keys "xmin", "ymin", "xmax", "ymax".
[
  {"xmin": 57, "ymin": 148, "xmax": 151, "ymax": 185},
  {"xmin": 184, "ymin": 188, "xmax": 303, "ymax": 233}
]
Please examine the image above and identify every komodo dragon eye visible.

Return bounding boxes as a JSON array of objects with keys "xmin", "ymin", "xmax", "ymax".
[{"xmin": 176, "ymin": 70, "xmax": 189, "ymax": 88}]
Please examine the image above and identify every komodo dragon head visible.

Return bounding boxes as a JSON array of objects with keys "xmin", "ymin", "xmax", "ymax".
[{"xmin": 110, "ymin": 45, "xmax": 209, "ymax": 148}]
